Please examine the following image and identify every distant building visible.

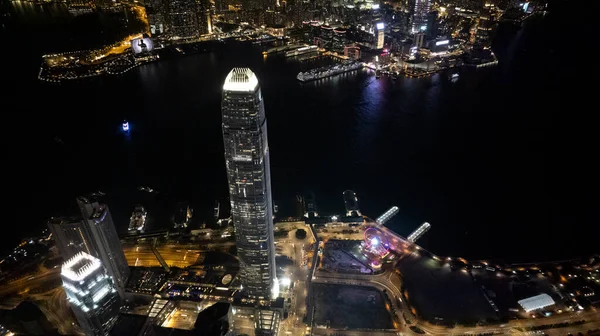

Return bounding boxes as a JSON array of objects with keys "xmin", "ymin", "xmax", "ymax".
[
  {"xmin": 344, "ymin": 45, "xmax": 361, "ymax": 60},
  {"xmin": 61, "ymin": 252, "xmax": 120, "ymax": 336},
  {"xmin": 343, "ymin": 190, "xmax": 361, "ymax": 217},
  {"xmin": 222, "ymin": 68, "xmax": 276, "ymax": 300},
  {"xmin": 375, "ymin": 22, "xmax": 385, "ymax": 49},
  {"xmin": 145, "ymin": 0, "xmax": 166, "ymax": 35},
  {"xmin": 411, "ymin": 0, "xmax": 431, "ymax": 33},
  {"xmin": 425, "ymin": 10, "xmax": 439, "ymax": 39},
  {"xmin": 165, "ymin": 0, "xmax": 210, "ymax": 40},
  {"xmin": 414, "ymin": 32, "xmax": 425, "ymax": 48},
  {"xmin": 304, "ymin": 191, "xmax": 318, "ymax": 218}
]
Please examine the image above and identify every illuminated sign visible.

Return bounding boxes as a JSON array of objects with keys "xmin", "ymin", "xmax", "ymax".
[
  {"xmin": 371, "ymin": 4, "xmax": 380, "ymax": 9},
  {"xmin": 435, "ymin": 40, "xmax": 449, "ymax": 46},
  {"xmin": 376, "ymin": 22, "xmax": 384, "ymax": 30},
  {"xmin": 131, "ymin": 37, "xmax": 154, "ymax": 54}
]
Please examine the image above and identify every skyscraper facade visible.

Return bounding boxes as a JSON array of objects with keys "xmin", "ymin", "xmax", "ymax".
[
  {"xmin": 48, "ymin": 198, "xmax": 129, "ymax": 299},
  {"xmin": 411, "ymin": 0, "xmax": 431, "ymax": 33},
  {"xmin": 48, "ymin": 217, "xmax": 94, "ymax": 259},
  {"xmin": 61, "ymin": 252, "xmax": 120, "ymax": 336},
  {"xmin": 78, "ymin": 197, "xmax": 130, "ymax": 298},
  {"xmin": 221, "ymin": 68, "xmax": 276, "ymax": 300}
]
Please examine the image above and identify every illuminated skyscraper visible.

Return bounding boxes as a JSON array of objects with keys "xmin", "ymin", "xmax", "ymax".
[
  {"xmin": 61, "ymin": 252, "xmax": 120, "ymax": 336},
  {"xmin": 221, "ymin": 68, "xmax": 276, "ymax": 300},
  {"xmin": 48, "ymin": 198, "xmax": 129, "ymax": 299},
  {"xmin": 411, "ymin": 0, "xmax": 431, "ymax": 33},
  {"xmin": 375, "ymin": 22, "xmax": 385, "ymax": 49}
]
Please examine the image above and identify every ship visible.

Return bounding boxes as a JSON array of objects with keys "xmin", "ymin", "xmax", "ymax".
[
  {"xmin": 285, "ymin": 45, "xmax": 318, "ymax": 57},
  {"xmin": 128, "ymin": 205, "xmax": 147, "ymax": 233},
  {"xmin": 296, "ymin": 61, "xmax": 364, "ymax": 82}
]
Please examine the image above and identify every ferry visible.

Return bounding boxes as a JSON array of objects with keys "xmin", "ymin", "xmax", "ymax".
[
  {"xmin": 285, "ymin": 45, "xmax": 318, "ymax": 57},
  {"xmin": 296, "ymin": 61, "xmax": 364, "ymax": 82},
  {"xmin": 122, "ymin": 120, "xmax": 130, "ymax": 132},
  {"xmin": 128, "ymin": 205, "xmax": 147, "ymax": 233}
]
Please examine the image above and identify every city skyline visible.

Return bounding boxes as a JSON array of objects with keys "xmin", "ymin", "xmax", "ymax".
[{"xmin": 2, "ymin": 0, "xmax": 597, "ymax": 335}]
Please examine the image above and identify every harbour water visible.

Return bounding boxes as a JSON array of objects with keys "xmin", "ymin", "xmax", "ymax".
[{"xmin": 3, "ymin": 2, "xmax": 594, "ymax": 262}]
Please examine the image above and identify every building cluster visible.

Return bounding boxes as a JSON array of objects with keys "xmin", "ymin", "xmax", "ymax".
[{"xmin": 37, "ymin": 67, "xmax": 283, "ymax": 336}]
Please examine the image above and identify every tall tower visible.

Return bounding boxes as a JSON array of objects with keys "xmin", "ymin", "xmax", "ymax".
[
  {"xmin": 77, "ymin": 197, "xmax": 130, "ymax": 299},
  {"xmin": 61, "ymin": 252, "xmax": 120, "ymax": 336},
  {"xmin": 48, "ymin": 198, "xmax": 130, "ymax": 299},
  {"xmin": 221, "ymin": 68, "xmax": 276, "ymax": 300}
]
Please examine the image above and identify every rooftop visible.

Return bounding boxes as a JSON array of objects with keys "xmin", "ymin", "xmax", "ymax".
[
  {"xmin": 517, "ymin": 293, "xmax": 555, "ymax": 313},
  {"xmin": 61, "ymin": 251, "xmax": 102, "ymax": 281},
  {"xmin": 223, "ymin": 68, "xmax": 258, "ymax": 92}
]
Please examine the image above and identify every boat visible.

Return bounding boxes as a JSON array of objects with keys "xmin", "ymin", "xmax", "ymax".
[
  {"xmin": 122, "ymin": 120, "xmax": 130, "ymax": 132},
  {"xmin": 285, "ymin": 45, "xmax": 318, "ymax": 57},
  {"xmin": 375, "ymin": 70, "xmax": 381, "ymax": 79},
  {"xmin": 128, "ymin": 205, "xmax": 147, "ymax": 233},
  {"xmin": 450, "ymin": 73, "xmax": 459, "ymax": 82},
  {"xmin": 296, "ymin": 61, "xmax": 364, "ymax": 82}
]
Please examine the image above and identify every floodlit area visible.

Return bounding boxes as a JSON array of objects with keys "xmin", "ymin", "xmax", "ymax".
[{"xmin": 161, "ymin": 307, "xmax": 200, "ymax": 330}]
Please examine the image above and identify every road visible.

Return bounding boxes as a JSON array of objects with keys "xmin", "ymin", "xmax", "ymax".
[
  {"xmin": 122, "ymin": 241, "xmax": 236, "ymax": 268},
  {"xmin": 275, "ymin": 223, "xmax": 315, "ymax": 336}
]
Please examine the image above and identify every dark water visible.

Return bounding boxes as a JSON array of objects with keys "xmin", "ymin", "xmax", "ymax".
[{"xmin": 3, "ymin": 1, "xmax": 595, "ymax": 262}]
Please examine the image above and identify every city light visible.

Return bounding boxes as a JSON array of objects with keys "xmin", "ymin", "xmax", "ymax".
[
  {"xmin": 376, "ymin": 22, "xmax": 385, "ymax": 30},
  {"xmin": 280, "ymin": 277, "xmax": 291, "ymax": 287},
  {"xmin": 435, "ymin": 40, "xmax": 449, "ymax": 46},
  {"xmin": 122, "ymin": 121, "xmax": 130, "ymax": 132}
]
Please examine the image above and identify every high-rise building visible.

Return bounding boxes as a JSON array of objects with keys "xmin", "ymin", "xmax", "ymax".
[
  {"xmin": 221, "ymin": 68, "xmax": 276, "ymax": 300},
  {"xmin": 167, "ymin": 0, "xmax": 200, "ymax": 39},
  {"xmin": 77, "ymin": 198, "xmax": 130, "ymax": 298},
  {"xmin": 48, "ymin": 217, "xmax": 94, "ymax": 259},
  {"xmin": 375, "ymin": 22, "xmax": 385, "ymax": 49},
  {"xmin": 145, "ymin": 0, "xmax": 166, "ymax": 35},
  {"xmin": 48, "ymin": 198, "xmax": 129, "ymax": 299},
  {"xmin": 61, "ymin": 252, "xmax": 120, "ymax": 336},
  {"xmin": 411, "ymin": 0, "xmax": 431, "ymax": 33}
]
